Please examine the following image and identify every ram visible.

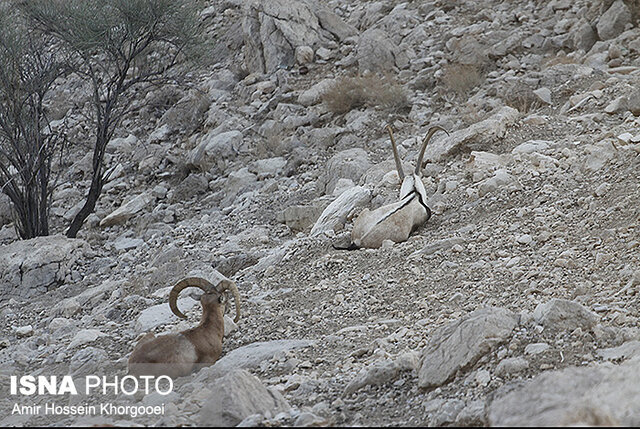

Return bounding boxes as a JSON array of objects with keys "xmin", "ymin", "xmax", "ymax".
[
  {"xmin": 128, "ymin": 276, "xmax": 241, "ymax": 378},
  {"xmin": 343, "ymin": 125, "xmax": 448, "ymax": 249}
]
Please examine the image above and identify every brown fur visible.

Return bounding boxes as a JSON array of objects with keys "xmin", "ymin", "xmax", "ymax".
[{"xmin": 128, "ymin": 292, "xmax": 227, "ymax": 378}]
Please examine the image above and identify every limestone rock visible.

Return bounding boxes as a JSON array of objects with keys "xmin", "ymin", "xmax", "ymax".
[
  {"xmin": 100, "ymin": 193, "xmax": 154, "ymax": 227},
  {"xmin": 135, "ymin": 297, "xmax": 198, "ymax": 332},
  {"xmin": 242, "ymin": 0, "xmax": 356, "ymax": 74},
  {"xmin": 596, "ymin": 0, "xmax": 631, "ymax": 41},
  {"xmin": 424, "ymin": 106, "xmax": 519, "ymax": 162},
  {"xmin": 195, "ymin": 339, "xmax": 313, "ymax": 380},
  {"xmin": 532, "ymin": 299, "xmax": 599, "ymax": 332},
  {"xmin": 310, "ymin": 186, "xmax": 371, "ymax": 235},
  {"xmin": 418, "ymin": 307, "xmax": 517, "ymax": 389},
  {"xmin": 320, "ymin": 148, "xmax": 372, "ymax": 195},
  {"xmin": 0, "ymin": 235, "xmax": 87, "ymax": 299},
  {"xmin": 572, "ymin": 18, "xmax": 597, "ymax": 52},
  {"xmin": 597, "ymin": 341, "xmax": 640, "ymax": 361},
  {"xmin": 627, "ymin": 90, "xmax": 640, "ymax": 116},
  {"xmin": 198, "ymin": 369, "xmax": 291, "ymax": 427},
  {"xmin": 67, "ymin": 329, "xmax": 106, "ymax": 349},
  {"xmin": 69, "ymin": 347, "xmax": 108, "ymax": 376},
  {"xmin": 54, "ymin": 280, "xmax": 120, "ymax": 317},
  {"xmin": 488, "ymin": 358, "xmax": 640, "ymax": 426},
  {"xmin": 277, "ymin": 201, "xmax": 330, "ymax": 231}
]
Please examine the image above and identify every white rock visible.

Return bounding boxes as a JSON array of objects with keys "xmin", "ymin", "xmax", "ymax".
[
  {"xmin": 15, "ymin": 325, "xmax": 33, "ymax": 338},
  {"xmin": 596, "ymin": 0, "xmax": 631, "ymax": 40},
  {"xmin": 67, "ymin": 329, "xmax": 106, "ymax": 349},
  {"xmin": 135, "ymin": 297, "xmax": 199, "ymax": 332},
  {"xmin": 297, "ymin": 78, "xmax": 335, "ymax": 107},
  {"xmin": 295, "ymin": 45, "xmax": 314, "ymax": 64},
  {"xmin": 100, "ymin": 193, "xmax": 154, "ymax": 227},
  {"xmin": 197, "ymin": 369, "xmax": 291, "ymax": 426},
  {"xmin": 533, "ymin": 87, "xmax": 552, "ymax": 104},
  {"xmin": 0, "ymin": 235, "xmax": 88, "ymax": 300},
  {"xmin": 524, "ymin": 342, "xmax": 550, "ymax": 355},
  {"xmin": 617, "ymin": 132, "xmax": 633, "ymax": 144},
  {"xmin": 512, "ymin": 140, "xmax": 551, "ymax": 155},
  {"xmin": 310, "ymin": 186, "xmax": 371, "ymax": 235},
  {"xmin": 426, "ymin": 107, "xmax": 520, "ymax": 161}
]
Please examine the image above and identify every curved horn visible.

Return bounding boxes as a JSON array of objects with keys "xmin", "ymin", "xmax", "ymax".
[
  {"xmin": 169, "ymin": 277, "xmax": 215, "ymax": 319},
  {"xmin": 218, "ymin": 279, "xmax": 241, "ymax": 322},
  {"xmin": 415, "ymin": 126, "xmax": 450, "ymax": 176},
  {"xmin": 386, "ymin": 125, "xmax": 405, "ymax": 181}
]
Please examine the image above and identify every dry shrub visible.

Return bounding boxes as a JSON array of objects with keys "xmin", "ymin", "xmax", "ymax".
[
  {"xmin": 441, "ymin": 63, "xmax": 484, "ymax": 96},
  {"xmin": 502, "ymin": 84, "xmax": 541, "ymax": 114},
  {"xmin": 541, "ymin": 53, "xmax": 578, "ymax": 69},
  {"xmin": 322, "ymin": 74, "xmax": 409, "ymax": 114},
  {"xmin": 460, "ymin": 102, "xmax": 484, "ymax": 125}
]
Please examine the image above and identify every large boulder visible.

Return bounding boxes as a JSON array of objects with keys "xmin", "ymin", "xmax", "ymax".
[
  {"xmin": 418, "ymin": 307, "xmax": 517, "ymax": 389},
  {"xmin": 198, "ymin": 369, "xmax": 291, "ymax": 426},
  {"xmin": 532, "ymin": 299, "xmax": 599, "ymax": 333},
  {"xmin": 488, "ymin": 358, "xmax": 640, "ymax": 426},
  {"xmin": 424, "ymin": 106, "xmax": 519, "ymax": 162},
  {"xmin": 242, "ymin": 0, "xmax": 357, "ymax": 73},
  {"xmin": 310, "ymin": 186, "xmax": 371, "ymax": 235},
  {"xmin": 320, "ymin": 148, "xmax": 372, "ymax": 195},
  {"xmin": 357, "ymin": 28, "xmax": 407, "ymax": 72},
  {"xmin": 596, "ymin": 0, "xmax": 632, "ymax": 41},
  {"xmin": 0, "ymin": 235, "xmax": 88, "ymax": 299}
]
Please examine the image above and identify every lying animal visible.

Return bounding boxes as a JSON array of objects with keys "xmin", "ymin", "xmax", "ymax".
[
  {"xmin": 128, "ymin": 276, "xmax": 241, "ymax": 378},
  {"xmin": 340, "ymin": 125, "xmax": 449, "ymax": 249}
]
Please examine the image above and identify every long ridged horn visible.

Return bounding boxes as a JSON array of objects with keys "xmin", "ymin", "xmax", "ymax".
[
  {"xmin": 218, "ymin": 279, "xmax": 241, "ymax": 322},
  {"xmin": 386, "ymin": 125, "xmax": 405, "ymax": 181},
  {"xmin": 169, "ymin": 277, "xmax": 215, "ymax": 319},
  {"xmin": 415, "ymin": 126, "xmax": 450, "ymax": 176}
]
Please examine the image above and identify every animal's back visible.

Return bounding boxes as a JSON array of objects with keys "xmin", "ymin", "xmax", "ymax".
[
  {"xmin": 128, "ymin": 334, "xmax": 197, "ymax": 377},
  {"xmin": 353, "ymin": 198, "xmax": 424, "ymax": 248}
]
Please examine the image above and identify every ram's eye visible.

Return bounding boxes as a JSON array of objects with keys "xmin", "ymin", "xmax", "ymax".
[{"xmin": 219, "ymin": 294, "xmax": 226, "ymax": 304}]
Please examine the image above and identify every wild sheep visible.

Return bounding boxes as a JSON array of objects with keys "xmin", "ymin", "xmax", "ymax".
[
  {"xmin": 342, "ymin": 125, "xmax": 449, "ymax": 249},
  {"xmin": 128, "ymin": 276, "xmax": 241, "ymax": 378}
]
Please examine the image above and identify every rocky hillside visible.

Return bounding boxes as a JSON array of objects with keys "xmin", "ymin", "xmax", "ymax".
[{"xmin": 2, "ymin": 0, "xmax": 640, "ymax": 426}]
